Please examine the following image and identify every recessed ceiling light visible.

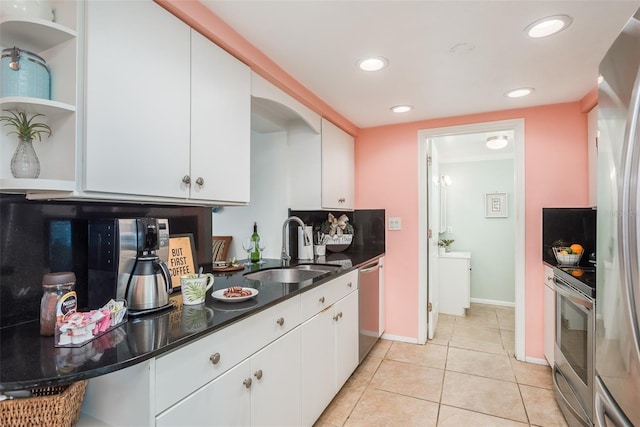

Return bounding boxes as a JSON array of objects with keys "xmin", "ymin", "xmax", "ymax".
[
  {"xmin": 357, "ymin": 56, "xmax": 388, "ymax": 72},
  {"xmin": 486, "ymin": 135, "xmax": 509, "ymax": 150},
  {"xmin": 525, "ymin": 15, "xmax": 572, "ymax": 38},
  {"xmin": 390, "ymin": 105, "xmax": 413, "ymax": 113},
  {"xmin": 505, "ymin": 87, "xmax": 534, "ymax": 98}
]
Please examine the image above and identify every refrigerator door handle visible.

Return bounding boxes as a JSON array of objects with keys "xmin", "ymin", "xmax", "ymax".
[
  {"xmin": 621, "ymin": 63, "xmax": 640, "ymax": 352},
  {"xmin": 595, "ymin": 377, "xmax": 632, "ymax": 427}
]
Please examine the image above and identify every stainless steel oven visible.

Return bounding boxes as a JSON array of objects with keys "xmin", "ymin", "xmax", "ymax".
[{"xmin": 553, "ymin": 269, "xmax": 595, "ymax": 427}]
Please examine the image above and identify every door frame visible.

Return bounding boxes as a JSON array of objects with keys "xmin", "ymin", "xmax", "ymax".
[{"xmin": 417, "ymin": 118, "xmax": 525, "ymax": 361}]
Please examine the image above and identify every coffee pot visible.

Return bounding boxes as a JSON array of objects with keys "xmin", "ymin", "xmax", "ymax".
[{"xmin": 126, "ymin": 255, "xmax": 172, "ymax": 312}]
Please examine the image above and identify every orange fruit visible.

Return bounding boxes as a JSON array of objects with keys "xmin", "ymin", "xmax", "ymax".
[
  {"xmin": 571, "ymin": 269, "xmax": 584, "ymax": 278},
  {"xmin": 570, "ymin": 244, "xmax": 584, "ymax": 255}
]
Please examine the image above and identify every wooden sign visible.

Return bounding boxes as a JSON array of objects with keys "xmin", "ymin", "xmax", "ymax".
[{"xmin": 168, "ymin": 234, "xmax": 196, "ymax": 289}]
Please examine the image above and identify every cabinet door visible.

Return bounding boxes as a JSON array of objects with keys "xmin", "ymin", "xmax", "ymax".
[
  {"xmin": 335, "ymin": 290, "xmax": 359, "ymax": 388},
  {"xmin": 321, "ymin": 118, "xmax": 354, "ymax": 210},
  {"xmin": 251, "ymin": 328, "xmax": 302, "ymax": 427},
  {"xmin": 301, "ymin": 308, "xmax": 336, "ymax": 426},
  {"xmin": 156, "ymin": 359, "xmax": 251, "ymax": 427},
  {"xmin": 543, "ymin": 265, "xmax": 555, "ymax": 366},
  {"xmin": 84, "ymin": 1, "xmax": 190, "ymax": 198},
  {"xmin": 439, "ymin": 256, "xmax": 471, "ymax": 316},
  {"xmin": 190, "ymin": 30, "xmax": 250, "ymax": 203}
]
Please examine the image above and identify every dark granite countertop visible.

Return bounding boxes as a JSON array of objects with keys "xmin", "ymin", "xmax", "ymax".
[{"xmin": 0, "ymin": 251, "xmax": 383, "ymax": 392}]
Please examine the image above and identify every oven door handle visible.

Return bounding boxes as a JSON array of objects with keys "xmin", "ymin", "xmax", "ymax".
[
  {"xmin": 553, "ymin": 365, "xmax": 591, "ymax": 426},
  {"xmin": 554, "ymin": 279, "xmax": 593, "ymax": 312}
]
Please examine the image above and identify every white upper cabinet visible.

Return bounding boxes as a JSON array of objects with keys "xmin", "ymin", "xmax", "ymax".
[
  {"xmin": 0, "ymin": 0, "xmax": 79, "ymax": 193},
  {"xmin": 81, "ymin": 1, "xmax": 250, "ymax": 205},
  {"xmin": 84, "ymin": 0, "xmax": 190, "ymax": 199},
  {"xmin": 191, "ymin": 30, "xmax": 250, "ymax": 203},
  {"xmin": 321, "ymin": 118, "xmax": 355, "ymax": 210},
  {"xmin": 288, "ymin": 118, "xmax": 355, "ymax": 211}
]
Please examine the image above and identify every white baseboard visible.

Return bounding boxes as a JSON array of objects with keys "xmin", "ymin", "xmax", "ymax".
[
  {"xmin": 380, "ymin": 332, "xmax": 418, "ymax": 344},
  {"xmin": 525, "ymin": 356, "xmax": 549, "ymax": 366},
  {"xmin": 470, "ymin": 298, "xmax": 516, "ymax": 308}
]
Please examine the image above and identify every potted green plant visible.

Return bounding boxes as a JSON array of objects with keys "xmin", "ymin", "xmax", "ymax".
[
  {"xmin": 0, "ymin": 109, "xmax": 52, "ymax": 178},
  {"xmin": 438, "ymin": 239, "xmax": 454, "ymax": 254}
]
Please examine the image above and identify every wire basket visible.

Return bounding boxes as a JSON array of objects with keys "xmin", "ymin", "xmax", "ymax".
[
  {"xmin": 553, "ymin": 247, "xmax": 583, "ymax": 266},
  {"xmin": 0, "ymin": 380, "xmax": 87, "ymax": 427}
]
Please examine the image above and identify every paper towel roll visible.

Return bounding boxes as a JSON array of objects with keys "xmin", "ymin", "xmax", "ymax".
[{"xmin": 298, "ymin": 226, "xmax": 314, "ymax": 260}]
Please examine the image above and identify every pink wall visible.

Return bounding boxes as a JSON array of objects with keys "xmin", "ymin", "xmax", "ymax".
[{"xmin": 356, "ymin": 103, "xmax": 589, "ymax": 358}]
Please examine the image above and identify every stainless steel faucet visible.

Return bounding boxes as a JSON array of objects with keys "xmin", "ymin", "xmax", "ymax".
[{"xmin": 281, "ymin": 216, "xmax": 311, "ymax": 266}]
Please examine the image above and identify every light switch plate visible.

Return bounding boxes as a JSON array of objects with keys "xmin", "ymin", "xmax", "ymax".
[{"xmin": 388, "ymin": 217, "xmax": 402, "ymax": 230}]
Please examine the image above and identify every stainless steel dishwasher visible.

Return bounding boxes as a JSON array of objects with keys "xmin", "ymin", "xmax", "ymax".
[{"xmin": 359, "ymin": 259, "xmax": 382, "ymax": 362}]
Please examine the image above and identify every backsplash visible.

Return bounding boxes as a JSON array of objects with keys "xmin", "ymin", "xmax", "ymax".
[
  {"xmin": 288, "ymin": 209, "xmax": 385, "ymax": 258},
  {"xmin": 0, "ymin": 195, "xmax": 212, "ymax": 328}
]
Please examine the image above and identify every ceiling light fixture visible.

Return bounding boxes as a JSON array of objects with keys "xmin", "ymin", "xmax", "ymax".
[
  {"xmin": 504, "ymin": 87, "xmax": 534, "ymax": 98},
  {"xmin": 486, "ymin": 135, "xmax": 509, "ymax": 150},
  {"xmin": 390, "ymin": 105, "xmax": 413, "ymax": 113},
  {"xmin": 357, "ymin": 56, "xmax": 388, "ymax": 72},
  {"xmin": 525, "ymin": 15, "xmax": 573, "ymax": 38}
]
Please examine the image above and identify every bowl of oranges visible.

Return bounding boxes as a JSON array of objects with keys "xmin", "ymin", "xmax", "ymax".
[{"xmin": 553, "ymin": 244, "xmax": 584, "ymax": 266}]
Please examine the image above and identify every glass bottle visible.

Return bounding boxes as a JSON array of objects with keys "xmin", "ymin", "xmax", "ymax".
[{"xmin": 250, "ymin": 222, "xmax": 261, "ymax": 263}]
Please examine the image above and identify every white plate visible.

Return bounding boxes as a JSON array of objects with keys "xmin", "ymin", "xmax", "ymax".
[{"xmin": 211, "ymin": 287, "xmax": 258, "ymax": 303}]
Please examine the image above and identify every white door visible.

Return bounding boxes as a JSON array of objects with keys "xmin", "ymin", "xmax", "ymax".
[
  {"xmin": 427, "ymin": 140, "xmax": 440, "ymax": 339},
  {"xmin": 84, "ymin": 0, "xmax": 190, "ymax": 198},
  {"xmin": 335, "ymin": 291, "xmax": 359, "ymax": 388},
  {"xmin": 251, "ymin": 328, "xmax": 302, "ymax": 427},
  {"xmin": 301, "ymin": 309, "xmax": 336, "ymax": 426}
]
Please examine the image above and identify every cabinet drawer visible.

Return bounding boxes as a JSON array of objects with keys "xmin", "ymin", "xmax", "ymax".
[
  {"xmin": 155, "ymin": 295, "xmax": 300, "ymax": 414},
  {"xmin": 301, "ymin": 270, "xmax": 358, "ymax": 320}
]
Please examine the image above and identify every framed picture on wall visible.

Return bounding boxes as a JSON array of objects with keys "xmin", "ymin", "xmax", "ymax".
[{"xmin": 485, "ymin": 192, "xmax": 508, "ymax": 218}]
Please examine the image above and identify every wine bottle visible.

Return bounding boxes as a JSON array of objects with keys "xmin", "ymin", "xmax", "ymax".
[{"xmin": 250, "ymin": 222, "xmax": 261, "ymax": 263}]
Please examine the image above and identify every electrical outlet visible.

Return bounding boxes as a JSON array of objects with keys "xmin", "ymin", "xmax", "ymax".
[
  {"xmin": 388, "ymin": 217, "xmax": 402, "ymax": 230},
  {"xmin": 447, "ymin": 226, "xmax": 453, "ymax": 233}
]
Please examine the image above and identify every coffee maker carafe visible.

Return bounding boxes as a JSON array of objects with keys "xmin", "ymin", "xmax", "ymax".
[{"xmin": 88, "ymin": 218, "xmax": 173, "ymax": 314}]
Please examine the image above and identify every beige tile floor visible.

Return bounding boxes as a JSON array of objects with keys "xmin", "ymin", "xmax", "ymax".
[{"xmin": 315, "ymin": 303, "xmax": 568, "ymax": 427}]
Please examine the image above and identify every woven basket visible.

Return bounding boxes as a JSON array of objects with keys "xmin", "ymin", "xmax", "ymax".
[{"xmin": 0, "ymin": 380, "xmax": 87, "ymax": 427}]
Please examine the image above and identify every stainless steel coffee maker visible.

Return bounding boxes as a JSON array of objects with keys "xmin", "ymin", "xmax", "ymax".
[{"xmin": 88, "ymin": 218, "xmax": 173, "ymax": 315}]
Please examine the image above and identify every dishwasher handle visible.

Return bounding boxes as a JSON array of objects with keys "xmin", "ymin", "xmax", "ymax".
[{"xmin": 359, "ymin": 261, "xmax": 380, "ymax": 274}]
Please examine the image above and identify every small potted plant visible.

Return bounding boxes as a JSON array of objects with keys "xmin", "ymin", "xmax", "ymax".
[
  {"xmin": 438, "ymin": 239, "xmax": 454, "ymax": 254},
  {"xmin": 0, "ymin": 109, "xmax": 52, "ymax": 178}
]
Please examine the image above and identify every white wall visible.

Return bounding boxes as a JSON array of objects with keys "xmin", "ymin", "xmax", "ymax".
[
  {"xmin": 213, "ymin": 130, "xmax": 289, "ymax": 260},
  {"xmin": 439, "ymin": 159, "xmax": 515, "ymax": 304}
]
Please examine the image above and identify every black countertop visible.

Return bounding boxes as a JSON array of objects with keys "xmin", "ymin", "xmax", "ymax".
[{"xmin": 0, "ymin": 251, "xmax": 383, "ymax": 392}]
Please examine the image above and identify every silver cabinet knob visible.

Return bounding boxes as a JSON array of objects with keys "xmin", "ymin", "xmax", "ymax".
[
  {"xmin": 182, "ymin": 175, "xmax": 191, "ymax": 185},
  {"xmin": 333, "ymin": 312, "xmax": 343, "ymax": 321},
  {"xmin": 347, "ymin": 282, "xmax": 353, "ymax": 288},
  {"xmin": 276, "ymin": 317, "xmax": 284, "ymax": 326},
  {"xmin": 195, "ymin": 177, "xmax": 204, "ymax": 186},
  {"xmin": 319, "ymin": 296, "xmax": 325, "ymax": 303},
  {"xmin": 547, "ymin": 276, "xmax": 553, "ymax": 281},
  {"xmin": 243, "ymin": 378, "xmax": 252, "ymax": 389},
  {"xmin": 254, "ymin": 369, "xmax": 263, "ymax": 380},
  {"xmin": 209, "ymin": 352, "xmax": 221, "ymax": 365}
]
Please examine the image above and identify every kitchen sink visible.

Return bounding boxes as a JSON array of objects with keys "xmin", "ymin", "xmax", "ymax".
[{"xmin": 244, "ymin": 264, "xmax": 340, "ymax": 283}]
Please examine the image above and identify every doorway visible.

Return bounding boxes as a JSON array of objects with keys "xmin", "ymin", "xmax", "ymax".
[{"xmin": 417, "ymin": 119, "xmax": 525, "ymax": 361}]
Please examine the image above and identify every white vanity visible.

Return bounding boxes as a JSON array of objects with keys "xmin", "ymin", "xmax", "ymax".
[{"xmin": 438, "ymin": 251, "xmax": 471, "ymax": 316}]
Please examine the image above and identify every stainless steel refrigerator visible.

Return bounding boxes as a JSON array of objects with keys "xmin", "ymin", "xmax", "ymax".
[{"xmin": 596, "ymin": 7, "xmax": 640, "ymax": 426}]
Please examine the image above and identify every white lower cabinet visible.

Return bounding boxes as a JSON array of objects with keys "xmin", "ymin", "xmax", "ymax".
[
  {"xmin": 438, "ymin": 251, "xmax": 471, "ymax": 316},
  {"xmin": 543, "ymin": 264, "xmax": 555, "ymax": 366},
  {"xmin": 301, "ymin": 285, "xmax": 359, "ymax": 426},
  {"xmin": 81, "ymin": 271, "xmax": 362, "ymax": 427},
  {"xmin": 156, "ymin": 328, "xmax": 301, "ymax": 427}
]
